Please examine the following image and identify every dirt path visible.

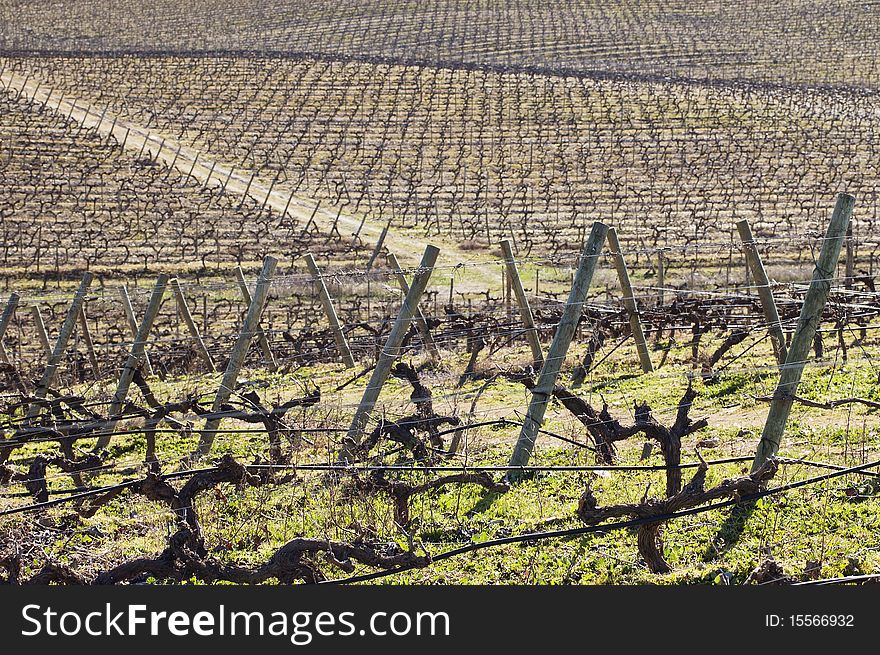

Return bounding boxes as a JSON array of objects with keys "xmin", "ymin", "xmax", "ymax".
[{"xmin": 0, "ymin": 69, "xmax": 500, "ymax": 289}]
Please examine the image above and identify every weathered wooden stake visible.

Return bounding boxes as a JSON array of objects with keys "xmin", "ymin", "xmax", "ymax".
[
  {"xmin": 608, "ymin": 227, "xmax": 653, "ymax": 373},
  {"xmin": 95, "ymin": 274, "xmax": 169, "ymax": 449},
  {"xmin": 235, "ymin": 266, "xmax": 278, "ymax": 371},
  {"xmin": 845, "ymin": 221, "xmax": 854, "ymax": 291},
  {"xmin": 0, "ymin": 292, "xmax": 20, "ymax": 364},
  {"xmin": 657, "ymin": 250, "xmax": 665, "ymax": 306},
  {"xmin": 342, "ymin": 245, "xmax": 440, "ymax": 459},
  {"xmin": 27, "ymin": 274, "xmax": 93, "ymax": 417},
  {"xmin": 500, "ymin": 239, "xmax": 543, "ymax": 368},
  {"xmin": 77, "ymin": 306, "xmax": 100, "ymax": 378},
  {"xmin": 506, "ymin": 265, "xmax": 513, "ymax": 318},
  {"xmin": 120, "ymin": 285, "xmax": 154, "ymax": 376},
  {"xmin": 744, "ymin": 249, "xmax": 751, "ymax": 288},
  {"xmin": 751, "ymin": 194, "xmax": 854, "ymax": 472},
  {"xmin": 387, "ymin": 252, "xmax": 440, "ymax": 359},
  {"xmin": 196, "ymin": 257, "xmax": 278, "ymax": 456},
  {"xmin": 507, "ymin": 222, "xmax": 608, "ymax": 480},
  {"xmin": 365, "ymin": 220, "xmax": 391, "ymax": 272},
  {"xmin": 303, "ymin": 254, "xmax": 355, "ymax": 368},
  {"xmin": 170, "ymin": 277, "xmax": 216, "ymax": 372},
  {"xmin": 736, "ymin": 219, "xmax": 788, "ymax": 365},
  {"xmin": 30, "ymin": 304, "xmax": 51, "ymax": 357}
]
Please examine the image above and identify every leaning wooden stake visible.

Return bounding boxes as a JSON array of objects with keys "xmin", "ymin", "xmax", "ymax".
[
  {"xmin": 169, "ymin": 278, "xmax": 216, "ymax": 372},
  {"xmin": 507, "ymin": 223, "xmax": 609, "ymax": 480},
  {"xmin": 341, "ymin": 245, "xmax": 440, "ymax": 460},
  {"xmin": 365, "ymin": 220, "xmax": 391, "ymax": 272},
  {"xmin": 751, "ymin": 194, "xmax": 854, "ymax": 472},
  {"xmin": 196, "ymin": 256, "xmax": 278, "ymax": 456},
  {"xmin": 0, "ymin": 292, "xmax": 20, "ymax": 364},
  {"xmin": 120, "ymin": 285, "xmax": 154, "ymax": 376},
  {"xmin": 30, "ymin": 304, "xmax": 52, "ymax": 357},
  {"xmin": 303, "ymin": 254, "xmax": 355, "ymax": 368},
  {"xmin": 736, "ymin": 219, "xmax": 788, "ymax": 366},
  {"xmin": 27, "ymin": 274, "xmax": 93, "ymax": 417},
  {"xmin": 94, "ymin": 274, "xmax": 169, "ymax": 449},
  {"xmin": 235, "ymin": 266, "xmax": 278, "ymax": 371},
  {"xmin": 387, "ymin": 252, "xmax": 441, "ymax": 360},
  {"xmin": 607, "ymin": 227, "xmax": 653, "ymax": 373},
  {"xmin": 77, "ymin": 306, "xmax": 100, "ymax": 378},
  {"xmin": 500, "ymin": 239, "xmax": 543, "ymax": 368}
]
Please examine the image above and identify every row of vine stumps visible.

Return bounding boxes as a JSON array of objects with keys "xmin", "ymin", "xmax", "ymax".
[{"xmin": 2, "ymin": 296, "xmax": 880, "ymax": 585}]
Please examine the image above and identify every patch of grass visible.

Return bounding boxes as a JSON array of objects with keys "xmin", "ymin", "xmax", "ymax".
[{"xmin": 3, "ymin": 331, "xmax": 880, "ymax": 585}]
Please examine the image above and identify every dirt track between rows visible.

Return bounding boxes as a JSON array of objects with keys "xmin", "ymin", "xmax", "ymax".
[{"xmin": 0, "ymin": 68, "xmax": 501, "ymax": 289}]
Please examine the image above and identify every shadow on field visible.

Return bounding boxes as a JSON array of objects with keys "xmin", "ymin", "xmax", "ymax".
[
  {"xmin": 703, "ymin": 499, "xmax": 758, "ymax": 561},
  {"xmin": 586, "ymin": 373, "xmax": 641, "ymax": 392},
  {"xmin": 467, "ymin": 489, "xmax": 506, "ymax": 515}
]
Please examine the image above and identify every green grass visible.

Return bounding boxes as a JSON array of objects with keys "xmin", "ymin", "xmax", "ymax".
[{"xmin": 2, "ymin": 325, "xmax": 880, "ymax": 585}]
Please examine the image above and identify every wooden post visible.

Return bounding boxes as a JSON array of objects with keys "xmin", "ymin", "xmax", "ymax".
[
  {"xmin": 0, "ymin": 292, "xmax": 20, "ymax": 365},
  {"xmin": 607, "ymin": 227, "xmax": 653, "ymax": 373},
  {"xmin": 95, "ymin": 274, "xmax": 169, "ymax": 449},
  {"xmin": 235, "ymin": 266, "xmax": 278, "ymax": 371},
  {"xmin": 365, "ymin": 220, "xmax": 391, "ymax": 272},
  {"xmin": 736, "ymin": 219, "xmax": 788, "ymax": 365},
  {"xmin": 744, "ymin": 247, "xmax": 751, "ymax": 288},
  {"xmin": 342, "ymin": 245, "xmax": 440, "ymax": 458},
  {"xmin": 500, "ymin": 239, "xmax": 543, "ymax": 368},
  {"xmin": 387, "ymin": 252, "xmax": 441, "ymax": 359},
  {"xmin": 27, "ymin": 274, "xmax": 93, "ymax": 416},
  {"xmin": 506, "ymin": 267, "xmax": 514, "ymax": 319},
  {"xmin": 195, "ymin": 256, "xmax": 278, "ymax": 456},
  {"xmin": 507, "ymin": 222, "xmax": 608, "ymax": 480},
  {"xmin": 657, "ymin": 250, "xmax": 665, "ymax": 306},
  {"xmin": 751, "ymin": 194, "xmax": 854, "ymax": 472},
  {"xmin": 845, "ymin": 221, "xmax": 854, "ymax": 291},
  {"xmin": 169, "ymin": 278, "xmax": 216, "ymax": 372},
  {"xmin": 77, "ymin": 306, "xmax": 100, "ymax": 378},
  {"xmin": 303, "ymin": 254, "xmax": 355, "ymax": 368},
  {"xmin": 31, "ymin": 305, "xmax": 51, "ymax": 357},
  {"xmin": 507, "ymin": 267, "xmax": 514, "ymax": 315},
  {"xmin": 121, "ymin": 285, "xmax": 153, "ymax": 376}
]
